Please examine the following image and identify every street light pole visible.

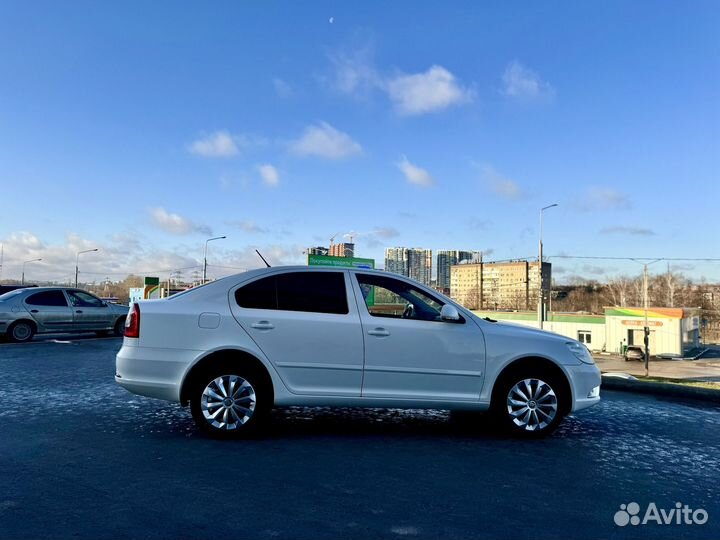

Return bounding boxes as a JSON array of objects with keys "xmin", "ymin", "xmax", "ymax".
[
  {"xmin": 75, "ymin": 248, "xmax": 99, "ymax": 288},
  {"xmin": 538, "ymin": 204, "xmax": 558, "ymax": 329},
  {"xmin": 22, "ymin": 258, "xmax": 42, "ymax": 285},
  {"xmin": 203, "ymin": 236, "xmax": 226, "ymax": 284}
]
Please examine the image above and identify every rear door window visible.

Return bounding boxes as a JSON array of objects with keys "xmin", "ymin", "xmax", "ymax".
[
  {"xmin": 277, "ymin": 272, "xmax": 348, "ymax": 314},
  {"xmin": 25, "ymin": 291, "xmax": 69, "ymax": 307},
  {"xmin": 235, "ymin": 272, "xmax": 348, "ymax": 314}
]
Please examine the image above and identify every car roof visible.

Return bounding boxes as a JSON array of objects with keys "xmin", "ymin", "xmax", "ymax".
[{"xmin": 8, "ymin": 286, "xmax": 81, "ymax": 293}]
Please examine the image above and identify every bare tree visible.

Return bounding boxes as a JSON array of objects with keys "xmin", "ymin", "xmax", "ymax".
[{"xmin": 604, "ymin": 276, "xmax": 634, "ymax": 307}]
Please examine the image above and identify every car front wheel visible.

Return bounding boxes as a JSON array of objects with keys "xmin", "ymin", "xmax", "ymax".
[
  {"xmin": 190, "ymin": 366, "xmax": 269, "ymax": 439},
  {"xmin": 493, "ymin": 372, "xmax": 567, "ymax": 438}
]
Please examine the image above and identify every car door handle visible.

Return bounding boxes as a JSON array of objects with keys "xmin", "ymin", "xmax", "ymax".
[
  {"xmin": 30, "ymin": 309, "xmax": 39, "ymax": 313},
  {"xmin": 368, "ymin": 328, "xmax": 390, "ymax": 337},
  {"xmin": 251, "ymin": 321, "xmax": 275, "ymax": 330},
  {"xmin": 75, "ymin": 310, "xmax": 83, "ymax": 314}
]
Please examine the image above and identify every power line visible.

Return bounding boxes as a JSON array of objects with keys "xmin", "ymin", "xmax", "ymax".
[{"xmin": 548, "ymin": 255, "xmax": 720, "ymax": 262}]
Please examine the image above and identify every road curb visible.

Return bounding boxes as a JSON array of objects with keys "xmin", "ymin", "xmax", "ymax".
[{"xmin": 602, "ymin": 375, "xmax": 720, "ymax": 404}]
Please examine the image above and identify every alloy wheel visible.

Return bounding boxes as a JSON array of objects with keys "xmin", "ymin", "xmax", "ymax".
[
  {"xmin": 506, "ymin": 378, "xmax": 558, "ymax": 432},
  {"xmin": 200, "ymin": 375, "xmax": 257, "ymax": 431}
]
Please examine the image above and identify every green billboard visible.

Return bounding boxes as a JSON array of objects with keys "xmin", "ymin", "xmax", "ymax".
[{"xmin": 307, "ymin": 254, "xmax": 375, "ymax": 269}]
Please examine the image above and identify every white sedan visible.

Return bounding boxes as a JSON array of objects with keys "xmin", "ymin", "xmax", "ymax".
[{"xmin": 116, "ymin": 267, "xmax": 600, "ymax": 438}]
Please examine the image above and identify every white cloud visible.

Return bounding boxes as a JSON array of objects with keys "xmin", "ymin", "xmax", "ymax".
[
  {"xmin": 290, "ymin": 122, "xmax": 362, "ymax": 160},
  {"xmin": 581, "ymin": 187, "xmax": 632, "ymax": 210},
  {"xmin": 257, "ymin": 164, "xmax": 280, "ymax": 187},
  {"xmin": 329, "ymin": 45, "xmax": 380, "ymax": 98},
  {"xmin": 502, "ymin": 61, "xmax": 554, "ymax": 100},
  {"xmin": 272, "ymin": 78, "xmax": 293, "ymax": 98},
  {"xmin": 600, "ymin": 226, "xmax": 655, "ymax": 236},
  {"xmin": 373, "ymin": 227, "xmax": 400, "ymax": 239},
  {"xmin": 0, "ymin": 230, "xmax": 309, "ymax": 285},
  {"xmin": 227, "ymin": 220, "xmax": 267, "ymax": 234},
  {"xmin": 326, "ymin": 45, "xmax": 473, "ymax": 116},
  {"xmin": 188, "ymin": 131, "xmax": 240, "ymax": 158},
  {"xmin": 481, "ymin": 166, "xmax": 524, "ymax": 199},
  {"xmin": 148, "ymin": 207, "xmax": 212, "ymax": 236},
  {"xmin": 396, "ymin": 156, "xmax": 435, "ymax": 187},
  {"xmin": 386, "ymin": 65, "xmax": 473, "ymax": 115}
]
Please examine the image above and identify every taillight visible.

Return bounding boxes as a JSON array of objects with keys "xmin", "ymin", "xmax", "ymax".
[{"xmin": 124, "ymin": 303, "xmax": 140, "ymax": 338}]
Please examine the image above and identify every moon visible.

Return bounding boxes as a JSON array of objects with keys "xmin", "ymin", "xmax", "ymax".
[{"xmin": 329, "ymin": 16, "xmax": 334, "ymax": 24}]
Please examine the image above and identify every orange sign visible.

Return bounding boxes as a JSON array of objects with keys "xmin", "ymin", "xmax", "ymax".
[{"xmin": 621, "ymin": 320, "xmax": 663, "ymax": 327}]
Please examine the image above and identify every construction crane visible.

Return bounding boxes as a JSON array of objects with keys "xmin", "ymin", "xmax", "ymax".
[{"xmin": 329, "ymin": 232, "xmax": 341, "ymax": 246}]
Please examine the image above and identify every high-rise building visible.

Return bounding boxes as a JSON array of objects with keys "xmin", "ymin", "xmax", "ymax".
[
  {"xmin": 436, "ymin": 250, "xmax": 477, "ymax": 292},
  {"xmin": 384, "ymin": 247, "xmax": 409, "ymax": 276},
  {"xmin": 329, "ymin": 242, "xmax": 354, "ymax": 258},
  {"xmin": 450, "ymin": 260, "xmax": 552, "ymax": 310},
  {"xmin": 384, "ymin": 247, "xmax": 432, "ymax": 286},
  {"xmin": 306, "ymin": 246, "xmax": 329, "ymax": 256}
]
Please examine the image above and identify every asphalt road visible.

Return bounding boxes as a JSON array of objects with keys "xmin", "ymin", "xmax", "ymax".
[{"xmin": 0, "ymin": 337, "xmax": 718, "ymax": 540}]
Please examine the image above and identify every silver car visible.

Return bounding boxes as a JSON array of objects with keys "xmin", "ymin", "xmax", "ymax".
[{"xmin": 0, "ymin": 287, "xmax": 129, "ymax": 342}]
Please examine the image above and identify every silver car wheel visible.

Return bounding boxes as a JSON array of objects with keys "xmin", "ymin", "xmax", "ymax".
[
  {"xmin": 506, "ymin": 378, "xmax": 558, "ymax": 431},
  {"xmin": 200, "ymin": 375, "xmax": 257, "ymax": 430},
  {"xmin": 11, "ymin": 322, "xmax": 32, "ymax": 342}
]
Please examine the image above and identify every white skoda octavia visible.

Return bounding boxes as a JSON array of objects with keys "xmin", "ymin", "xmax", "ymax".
[{"xmin": 116, "ymin": 267, "xmax": 601, "ymax": 438}]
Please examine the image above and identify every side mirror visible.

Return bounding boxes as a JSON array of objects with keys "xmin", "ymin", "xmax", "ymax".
[{"xmin": 440, "ymin": 304, "xmax": 460, "ymax": 321}]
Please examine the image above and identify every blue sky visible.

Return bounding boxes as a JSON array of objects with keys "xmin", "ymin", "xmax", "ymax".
[{"xmin": 1, "ymin": 1, "xmax": 719, "ymax": 284}]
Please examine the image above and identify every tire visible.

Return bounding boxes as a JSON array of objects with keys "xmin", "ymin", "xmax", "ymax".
[
  {"xmin": 491, "ymin": 368, "xmax": 568, "ymax": 438},
  {"xmin": 113, "ymin": 317, "xmax": 126, "ymax": 337},
  {"xmin": 189, "ymin": 362, "xmax": 271, "ymax": 439},
  {"xmin": 8, "ymin": 321, "xmax": 35, "ymax": 343}
]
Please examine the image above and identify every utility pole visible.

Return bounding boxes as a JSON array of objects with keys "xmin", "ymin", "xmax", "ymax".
[
  {"xmin": 203, "ymin": 236, "xmax": 226, "ymax": 284},
  {"xmin": 538, "ymin": 204, "xmax": 558, "ymax": 329},
  {"xmin": 643, "ymin": 264, "xmax": 650, "ymax": 377},
  {"xmin": 632, "ymin": 258, "xmax": 662, "ymax": 377},
  {"xmin": 478, "ymin": 252, "xmax": 484, "ymax": 310}
]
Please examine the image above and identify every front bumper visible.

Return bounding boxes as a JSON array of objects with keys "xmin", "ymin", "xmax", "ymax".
[{"xmin": 568, "ymin": 362, "xmax": 602, "ymax": 412}]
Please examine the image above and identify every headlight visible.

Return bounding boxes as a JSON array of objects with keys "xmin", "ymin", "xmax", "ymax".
[{"xmin": 566, "ymin": 341, "xmax": 595, "ymax": 364}]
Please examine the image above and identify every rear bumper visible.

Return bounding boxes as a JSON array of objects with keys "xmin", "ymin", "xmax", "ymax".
[{"xmin": 115, "ymin": 343, "xmax": 193, "ymax": 402}]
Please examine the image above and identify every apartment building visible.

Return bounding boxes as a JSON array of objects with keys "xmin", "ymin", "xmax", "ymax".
[
  {"xmin": 384, "ymin": 247, "xmax": 432, "ymax": 286},
  {"xmin": 450, "ymin": 260, "xmax": 552, "ymax": 310},
  {"xmin": 436, "ymin": 250, "xmax": 477, "ymax": 292}
]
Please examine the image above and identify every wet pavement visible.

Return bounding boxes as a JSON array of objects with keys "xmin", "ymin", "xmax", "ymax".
[{"xmin": 0, "ymin": 337, "xmax": 718, "ymax": 540}]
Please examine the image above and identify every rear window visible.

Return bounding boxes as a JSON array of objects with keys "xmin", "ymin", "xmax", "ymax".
[
  {"xmin": 0, "ymin": 289, "xmax": 26, "ymax": 301},
  {"xmin": 235, "ymin": 272, "xmax": 348, "ymax": 314}
]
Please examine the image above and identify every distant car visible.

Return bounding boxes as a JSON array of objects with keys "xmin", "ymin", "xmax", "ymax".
[
  {"xmin": 624, "ymin": 346, "xmax": 645, "ymax": 361},
  {"xmin": 0, "ymin": 287, "xmax": 128, "ymax": 343},
  {"xmin": 116, "ymin": 266, "xmax": 601, "ymax": 439}
]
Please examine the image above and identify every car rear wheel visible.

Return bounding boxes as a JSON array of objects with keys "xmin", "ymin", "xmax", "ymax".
[
  {"xmin": 8, "ymin": 321, "xmax": 35, "ymax": 343},
  {"xmin": 190, "ymin": 366, "xmax": 269, "ymax": 439},
  {"xmin": 492, "ymin": 371, "xmax": 567, "ymax": 438}
]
